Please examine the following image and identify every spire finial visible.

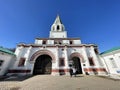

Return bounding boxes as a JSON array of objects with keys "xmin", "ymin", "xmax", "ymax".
[{"xmin": 54, "ymin": 14, "xmax": 62, "ymax": 24}]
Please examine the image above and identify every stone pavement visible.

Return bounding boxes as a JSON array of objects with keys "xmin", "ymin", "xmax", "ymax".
[{"xmin": 0, "ymin": 75, "xmax": 120, "ymax": 90}]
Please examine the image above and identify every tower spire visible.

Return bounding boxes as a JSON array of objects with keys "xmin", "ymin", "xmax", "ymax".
[
  {"xmin": 54, "ymin": 15, "xmax": 62, "ymax": 24},
  {"xmin": 49, "ymin": 15, "xmax": 67, "ymax": 38}
]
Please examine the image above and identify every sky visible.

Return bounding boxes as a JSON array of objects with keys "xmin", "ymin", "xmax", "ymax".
[{"xmin": 0, "ymin": 0, "xmax": 120, "ymax": 52}]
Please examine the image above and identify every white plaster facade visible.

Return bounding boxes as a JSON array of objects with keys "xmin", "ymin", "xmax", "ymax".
[
  {"xmin": 100, "ymin": 47, "xmax": 120, "ymax": 75},
  {"xmin": 8, "ymin": 15, "xmax": 107, "ymax": 76},
  {"xmin": 0, "ymin": 48, "xmax": 16, "ymax": 76}
]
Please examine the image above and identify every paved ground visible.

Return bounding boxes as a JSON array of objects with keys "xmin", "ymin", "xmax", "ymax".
[{"xmin": 0, "ymin": 75, "xmax": 120, "ymax": 90}]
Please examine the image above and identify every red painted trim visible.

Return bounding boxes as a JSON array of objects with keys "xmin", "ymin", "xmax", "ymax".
[
  {"xmin": 30, "ymin": 50, "xmax": 55, "ymax": 61},
  {"xmin": 52, "ymin": 69, "xmax": 69, "ymax": 72},
  {"xmin": 8, "ymin": 70, "xmax": 31, "ymax": 73},
  {"xmin": 84, "ymin": 68, "xmax": 106, "ymax": 72}
]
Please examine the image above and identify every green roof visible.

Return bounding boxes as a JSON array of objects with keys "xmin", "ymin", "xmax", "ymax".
[
  {"xmin": 0, "ymin": 47, "xmax": 16, "ymax": 56},
  {"xmin": 100, "ymin": 47, "xmax": 120, "ymax": 55}
]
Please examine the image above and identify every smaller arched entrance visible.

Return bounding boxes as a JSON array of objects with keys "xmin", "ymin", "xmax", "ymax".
[
  {"xmin": 33, "ymin": 54, "xmax": 52, "ymax": 75},
  {"xmin": 70, "ymin": 52, "xmax": 84, "ymax": 74},
  {"xmin": 72, "ymin": 57, "xmax": 83, "ymax": 74}
]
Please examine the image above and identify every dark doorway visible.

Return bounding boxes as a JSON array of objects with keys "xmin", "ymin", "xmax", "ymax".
[
  {"xmin": 33, "ymin": 54, "xmax": 52, "ymax": 75},
  {"xmin": 72, "ymin": 57, "xmax": 82, "ymax": 74}
]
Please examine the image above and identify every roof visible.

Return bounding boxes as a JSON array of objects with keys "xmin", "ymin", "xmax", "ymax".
[
  {"xmin": 54, "ymin": 15, "xmax": 62, "ymax": 24},
  {"xmin": 100, "ymin": 47, "xmax": 120, "ymax": 55},
  {"xmin": 0, "ymin": 47, "xmax": 16, "ymax": 56}
]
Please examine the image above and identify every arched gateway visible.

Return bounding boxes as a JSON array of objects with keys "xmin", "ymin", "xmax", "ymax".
[
  {"xmin": 30, "ymin": 50, "xmax": 55, "ymax": 75},
  {"xmin": 33, "ymin": 54, "xmax": 52, "ymax": 75},
  {"xmin": 70, "ymin": 52, "xmax": 84, "ymax": 74}
]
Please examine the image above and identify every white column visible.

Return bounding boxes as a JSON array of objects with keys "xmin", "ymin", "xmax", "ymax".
[
  {"xmin": 14, "ymin": 46, "xmax": 24, "ymax": 68},
  {"xmin": 15, "ymin": 46, "xmax": 24, "ymax": 60},
  {"xmin": 24, "ymin": 46, "xmax": 32, "ymax": 66},
  {"xmin": 64, "ymin": 46, "xmax": 69, "ymax": 68},
  {"xmin": 56, "ymin": 46, "xmax": 59, "ymax": 68},
  {"xmin": 82, "ymin": 46, "xmax": 88, "ymax": 63},
  {"xmin": 90, "ymin": 46, "xmax": 99, "ymax": 66},
  {"xmin": 52, "ymin": 45, "xmax": 60, "ymax": 76},
  {"xmin": 81, "ymin": 46, "xmax": 90, "ymax": 74},
  {"xmin": 64, "ymin": 46, "xmax": 69, "ymax": 75}
]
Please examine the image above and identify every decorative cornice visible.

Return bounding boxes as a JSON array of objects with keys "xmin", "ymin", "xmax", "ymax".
[
  {"xmin": 35, "ymin": 37, "xmax": 81, "ymax": 40},
  {"xmin": 17, "ymin": 44, "xmax": 97, "ymax": 48}
]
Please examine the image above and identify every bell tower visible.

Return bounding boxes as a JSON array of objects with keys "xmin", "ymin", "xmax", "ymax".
[{"xmin": 49, "ymin": 15, "xmax": 67, "ymax": 38}]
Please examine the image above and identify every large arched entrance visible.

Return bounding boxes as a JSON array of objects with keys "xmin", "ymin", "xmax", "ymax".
[
  {"xmin": 33, "ymin": 54, "xmax": 52, "ymax": 75},
  {"xmin": 72, "ymin": 57, "xmax": 83, "ymax": 74}
]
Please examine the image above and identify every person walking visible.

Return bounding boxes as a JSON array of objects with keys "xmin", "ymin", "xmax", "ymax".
[
  {"xmin": 69, "ymin": 67, "xmax": 73, "ymax": 77},
  {"xmin": 73, "ymin": 67, "xmax": 77, "ymax": 77}
]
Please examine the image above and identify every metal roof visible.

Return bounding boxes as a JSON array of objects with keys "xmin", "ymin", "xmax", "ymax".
[
  {"xmin": 0, "ymin": 47, "xmax": 16, "ymax": 56},
  {"xmin": 100, "ymin": 47, "xmax": 120, "ymax": 55}
]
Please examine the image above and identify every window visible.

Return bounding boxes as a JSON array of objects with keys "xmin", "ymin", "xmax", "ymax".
[
  {"xmin": 88, "ymin": 57, "xmax": 95, "ymax": 66},
  {"xmin": 94, "ymin": 48, "xmax": 99, "ymax": 54},
  {"xmin": 59, "ymin": 41, "xmax": 62, "ymax": 44},
  {"xmin": 70, "ymin": 41, "xmax": 73, "ymax": 44},
  {"xmin": 59, "ymin": 58, "xmax": 65, "ymax": 66},
  {"xmin": 54, "ymin": 40, "xmax": 62, "ymax": 44},
  {"xmin": 109, "ymin": 58, "xmax": 117, "ymax": 68},
  {"xmin": 18, "ymin": 58, "xmax": 26, "ymax": 67},
  {"xmin": 54, "ymin": 41, "xmax": 57, "ymax": 44},
  {"xmin": 57, "ymin": 25, "xmax": 60, "ymax": 30},
  {"xmin": 42, "ymin": 40, "xmax": 46, "ymax": 44},
  {"xmin": 0, "ymin": 60, "xmax": 4, "ymax": 66}
]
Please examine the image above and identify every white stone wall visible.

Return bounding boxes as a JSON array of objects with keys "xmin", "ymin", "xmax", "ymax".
[
  {"xmin": 101, "ymin": 50, "xmax": 120, "ymax": 75},
  {"xmin": 35, "ymin": 39, "xmax": 81, "ymax": 45},
  {"xmin": 10, "ymin": 43, "xmax": 107, "ymax": 76},
  {"xmin": 0, "ymin": 52, "xmax": 15, "ymax": 76},
  {"xmin": 50, "ymin": 31, "xmax": 67, "ymax": 38}
]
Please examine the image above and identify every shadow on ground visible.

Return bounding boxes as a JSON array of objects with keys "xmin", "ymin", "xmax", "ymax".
[
  {"xmin": 96, "ymin": 75, "xmax": 120, "ymax": 81},
  {"xmin": 0, "ymin": 75, "xmax": 33, "ymax": 81}
]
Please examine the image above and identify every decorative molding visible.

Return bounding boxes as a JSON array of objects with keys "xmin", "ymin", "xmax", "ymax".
[
  {"xmin": 52, "ymin": 69, "xmax": 69, "ymax": 72},
  {"xmin": 84, "ymin": 68, "xmax": 106, "ymax": 72},
  {"xmin": 70, "ymin": 52, "xmax": 84, "ymax": 63},
  {"xmin": 30, "ymin": 50, "xmax": 56, "ymax": 62}
]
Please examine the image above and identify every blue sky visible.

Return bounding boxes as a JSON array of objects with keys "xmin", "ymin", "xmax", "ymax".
[{"xmin": 0, "ymin": 0, "xmax": 120, "ymax": 52}]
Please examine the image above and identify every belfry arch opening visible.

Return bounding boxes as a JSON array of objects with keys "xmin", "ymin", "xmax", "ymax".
[
  {"xmin": 72, "ymin": 57, "xmax": 83, "ymax": 74},
  {"xmin": 33, "ymin": 54, "xmax": 52, "ymax": 75}
]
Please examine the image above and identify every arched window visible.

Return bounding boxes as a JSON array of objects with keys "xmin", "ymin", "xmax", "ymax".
[{"xmin": 57, "ymin": 25, "xmax": 60, "ymax": 30}]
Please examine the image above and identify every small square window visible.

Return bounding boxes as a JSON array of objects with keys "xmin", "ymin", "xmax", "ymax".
[
  {"xmin": 70, "ymin": 41, "xmax": 73, "ymax": 44},
  {"xmin": 94, "ymin": 48, "xmax": 99, "ymax": 54},
  {"xmin": 88, "ymin": 57, "xmax": 95, "ymax": 66},
  {"xmin": 43, "ymin": 40, "xmax": 46, "ymax": 44},
  {"xmin": 59, "ymin": 58, "xmax": 65, "ymax": 66},
  {"xmin": 18, "ymin": 58, "xmax": 26, "ymax": 67},
  {"xmin": 109, "ymin": 58, "xmax": 117, "ymax": 68},
  {"xmin": 83, "ymin": 64, "xmax": 86, "ymax": 66},
  {"xmin": 0, "ymin": 60, "xmax": 4, "ymax": 66}
]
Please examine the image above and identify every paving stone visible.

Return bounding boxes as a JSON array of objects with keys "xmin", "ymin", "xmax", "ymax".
[{"xmin": 0, "ymin": 75, "xmax": 120, "ymax": 90}]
